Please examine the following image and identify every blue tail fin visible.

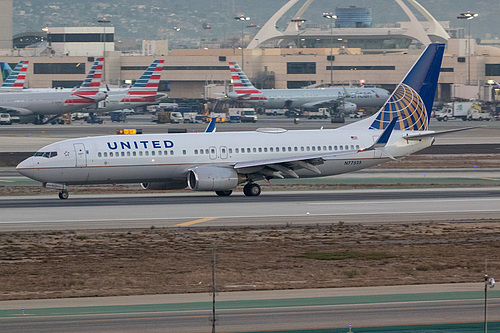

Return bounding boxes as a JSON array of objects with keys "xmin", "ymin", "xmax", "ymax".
[{"xmin": 369, "ymin": 43, "xmax": 445, "ymax": 131}]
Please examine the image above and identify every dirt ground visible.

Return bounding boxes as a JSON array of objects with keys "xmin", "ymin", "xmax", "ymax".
[
  {"xmin": 1, "ymin": 153, "xmax": 499, "ymax": 301},
  {"xmin": 0, "ymin": 222, "xmax": 499, "ymax": 301}
]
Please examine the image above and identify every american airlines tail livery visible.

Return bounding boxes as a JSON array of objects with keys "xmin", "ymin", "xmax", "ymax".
[
  {"xmin": 18, "ymin": 44, "xmax": 463, "ymax": 199},
  {"xmin": 0, "ymin": 60, "xmax": 29, "ymax": 90},
  {"xmin": 227, "ymin": 61, "xmax": 390, "ymax": 111},
  {"xmin": 93, "ymin": 60, "xmax": 167, "ymax": 113},
  {"xmin": 0, "ymin": 58, "xmax": 106, "ymax": 123}
]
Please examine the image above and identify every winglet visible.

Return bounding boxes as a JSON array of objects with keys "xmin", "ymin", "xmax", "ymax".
[
  {"xmin": 361, "ymin": 117, "xmax": 398, "ymax": 152},
  {"xmin": 205, "ymin": 117, "xmax": 217, "ymax": 133}
]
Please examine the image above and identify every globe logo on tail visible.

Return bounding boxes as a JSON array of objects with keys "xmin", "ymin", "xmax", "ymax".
[{"xmin": 369, "ymin": 83, "xmax": 428, "ymax": 131}]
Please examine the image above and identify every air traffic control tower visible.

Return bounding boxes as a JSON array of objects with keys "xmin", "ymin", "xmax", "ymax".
[{"xmin": 0, "ymin": 0, "xmax": 13, "ymax": 49}]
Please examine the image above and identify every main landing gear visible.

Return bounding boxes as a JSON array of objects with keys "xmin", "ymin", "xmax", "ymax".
[
  {"xmin": 243, "ymin": 183, "xmax": 261, "ymax": 197},
  {"xmin": 58, "ymin": 190, "xmax": 69, "ymax": 200},
  {"xmin": 215, "ymin": 190, "xmax": 232, "ymax": 197}
]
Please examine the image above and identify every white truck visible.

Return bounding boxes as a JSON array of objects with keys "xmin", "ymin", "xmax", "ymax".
[
  {"xmin": 240, "ymin": 109, "xmax": 258, "ymax": 123},
  {"xmin": 0, "ymin": 113, "xmax": 12, "ymax": 125},
  {"xmin": 435, "ymin": 102, "xmax": 476, "ymax": 121},
  {"xmin": 303, "ymin": 108, "xmax": 330, "ymax": 119},
  {"xmin": 467, "ymin": 109, "xmax": 492, "ymax": 121}
]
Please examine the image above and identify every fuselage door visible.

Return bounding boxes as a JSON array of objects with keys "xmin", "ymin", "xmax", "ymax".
[
  {"xmin": 74, "ymin": 143, "xmax": 87, "ymax": 167},
  {"xmin": 209, "ymin": 146, "xmax": 217, "ymax": 160},
  {"xmin": 220, "ymin": 146, "xmax": 228, "ymax": 159}
]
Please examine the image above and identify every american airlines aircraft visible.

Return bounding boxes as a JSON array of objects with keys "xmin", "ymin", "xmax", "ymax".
[
  {"xmin": 227, "ymin": 62, "xmax": 390, "ymax": 112},
  {"xmin": 0, "ymin": 58, "xmax": 106, "ymax": 123},
  {"xmin": 0, "ymin": 60, "xmax": 29, "ymax": 91},
  {"xmin": 18, "ymin": 44, "xmax": 461, "ymax": 199},
  {"xmin": 92, "ymin": 60, "xmax": 167, "ymax": 113}
]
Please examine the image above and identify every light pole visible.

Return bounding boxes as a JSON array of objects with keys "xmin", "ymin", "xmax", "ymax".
[
  {"xmin": 290, "ymin": 17, "xmax": 307, "ymax": 48},
  {"xmin": 323, "ymin": 13, "xmax": 337, "ymax": 86},
  {"xmin": 97, "ymin": 18, "xmax": 111, "ymax": 84},
  {"xmin": 234, "ymin": 15, "xmax": 250, "ymax": 70},
  {"xmin": 457, "ymin": 11, "xmax": 478, "ymax": 85}
]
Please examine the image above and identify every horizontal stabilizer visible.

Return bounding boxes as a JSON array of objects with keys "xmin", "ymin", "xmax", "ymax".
[{"xmin": 404, "ymin": 127, "xmax": 478, "ymax": 140}]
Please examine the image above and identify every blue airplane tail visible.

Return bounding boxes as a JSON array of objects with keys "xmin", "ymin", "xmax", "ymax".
[
  {"xmin": 0, "ymin": 62, "xmax": 13, "ymax": 82},
  {"xmin": 369, "ymin": 43, "xmax": 445, "ymax": 131}
]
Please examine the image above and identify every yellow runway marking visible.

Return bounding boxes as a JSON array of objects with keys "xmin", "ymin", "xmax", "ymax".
[
  {"xmin": 176, "ymin": 218, "xmax": 216, "ymax": 227},
  {"xmin": 477, "ymin": 177, "xmax": 500, "ymax": 181},
  {"xmin": 0, "ymin": 180, "xmax": 14, "ymax": 183}
]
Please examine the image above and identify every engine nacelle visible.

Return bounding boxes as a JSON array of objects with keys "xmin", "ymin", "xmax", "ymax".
[
  {"xmin": 140, "ymin": 180, "xmax": 187, "ymax": 190},
  {"xmin": 337, "ymin": 101, "xmax": 357, "ymax": 113},
  {"xmin": 187, "ymin": 166, "xmax": 243, "ymax": 191}
]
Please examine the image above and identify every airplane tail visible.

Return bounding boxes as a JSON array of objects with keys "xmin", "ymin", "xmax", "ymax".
[
  {"xmin": 65, "ymin": 57, "xmax": 104, "ymax": 104},
  {"xmin": 1, "ymin": 61, "xmax": 29, "ymax": 89},
  {"xmin": 229, "ymin": 62, "xmax": 262, "ymax": 95},
  {"xmin": 0, "ymin": 62, "xmax": 12, "ymax": 82},
  {"xmin": 369, "ymin": 43, "xmax": 445, "ymax": 131},
  {"xmin": 122, "ymin": 60, "xmax": 164, "ymax": 103}
]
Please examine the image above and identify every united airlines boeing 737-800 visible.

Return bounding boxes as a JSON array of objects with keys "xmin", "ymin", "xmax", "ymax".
[
  {"xmin": 227, "ymin": 62, "xmax": 390, "ymax": 112},
  {"xmin": 18, "ymin": 44, "xmax": 461, "ymax": 199}
]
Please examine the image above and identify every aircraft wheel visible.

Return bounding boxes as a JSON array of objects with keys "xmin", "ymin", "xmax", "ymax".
[
  {"xmin": 215, "ymin": 190, "xmax": 232, "ymax": 197},
  {"xmin": 58, "ymin": 191, "xmax": 69, "ymax": 200},
  {"xmin": 243, "ymin": 183, "xmax": 261, "ymax": 197}
]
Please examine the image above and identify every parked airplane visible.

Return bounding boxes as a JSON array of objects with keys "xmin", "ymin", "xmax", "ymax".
[
  {"xmin": 90, "ymin": 60, "xmax": 167, "ymax": 113},
  {"xmin": 18, "ymin": 43, "xmax": 465, "ymax": 199},
  {"xmin": 0, "ymin": 58, "xmax": 106, "ymax": 123},
  {"xmin": 226, "ymin": 62, "xmax": 390, "ymax": 112}
]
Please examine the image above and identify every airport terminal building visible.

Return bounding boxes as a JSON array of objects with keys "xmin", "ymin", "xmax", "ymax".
[{"xmin": 2, "ymin": 0, "xmax": 500, "ymax": 103}]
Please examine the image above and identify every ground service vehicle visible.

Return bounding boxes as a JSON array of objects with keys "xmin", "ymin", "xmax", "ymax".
[
  {"xmin": 240, "ymin": 109, "xmax": 257, "ymax": 123},
  {"xmin": 435, "ymin": 102, "xmax": 476, "ymax": 121}
]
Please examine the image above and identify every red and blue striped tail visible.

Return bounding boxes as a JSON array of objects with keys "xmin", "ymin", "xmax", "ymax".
[
  {"xmin": 369, "ymin": 43, "xmax": 445, "ymax": 131},
  {"xmin": 1, "ymin": 60, "xmax": 29, "ymax": 89},
  {"xmin": 229, "ymin": 62, "xmax": 261, "ymax": 94},
  {"xmin": 65, "ymin": 57, "xmax": 104, "ymax": 104},
  {"xmin": 121, "ymin": 60, "xmax": 164, "ymax": 103}
]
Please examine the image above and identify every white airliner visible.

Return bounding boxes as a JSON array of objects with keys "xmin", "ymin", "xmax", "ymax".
[
  {"xmin": 227, "ymin": 62, "xmax": 390, "ymax": 112},
  {"xmin": 18, "ymin": 44, "xmax": 463, "ymax": 199},
  {"xmin": 0, "ymin": 58, "xmax": 106, "ymax": 124},
  {"xmin": 92, "ymin": 60, "xmax": 167, "ymax": 113}
]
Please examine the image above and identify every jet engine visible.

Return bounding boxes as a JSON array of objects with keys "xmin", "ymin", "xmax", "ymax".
[
  {"xmin": 187, "ymin": 166, "xmax": 244, "ymax": 191},
  {"xmin": 337, "ymin": 102, "xmax": 357, "ymax": 113},
  {"xmin": 140, "ymin": 179, "xmax": 187, "ymax": 190}
]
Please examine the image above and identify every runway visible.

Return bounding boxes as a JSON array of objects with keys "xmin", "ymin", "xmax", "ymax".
[{"xmin": 2, "ymin": 187, "xmax": 500, "ymax": 231}]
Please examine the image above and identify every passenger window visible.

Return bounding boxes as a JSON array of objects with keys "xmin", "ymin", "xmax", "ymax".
[
  {"xmin": 151, "ymin": 151, "xmax": 155, "ymax": 156},
  {"xmin": 158, "ymin": 151, "xmax": 162, "ymax": 156},
  {"xmin": 312, "ymin": 146, "xmax": 316, "ymax": 151},
  {"xmin": 317, "ymin": 146, "xmax": 321, "ymax": 151},
  {"xmin": 211, "ymin": 148, "xmax": 216, "ymax": 154},
  {"xmin": 164, "ymin": 150, "xmax": 168, "ymax": 155},
  {"xmin": 351, "ymin": 145, "xmax": 354, "ymax": 150},
  {"xmin": 294, "ymin": 147, "xmax": 298, "ymax": 151},
  {"xmin": 145, "ymin": 151, "xmax": 149, "ymax": 156},
  {"xmin": 194, "ymin": 149, "xmax": 198, "ymax": 154},
  {"xmin": 121, "ymin": 152, "xmax": 125, "ymax": 156},
  {"xmin": 127, "ymin": 152, "xmax": 131, "ymax": 156},
  {"xmin": 340, "ymin": 146, "xmax": 343, "ymax": 151},
  {"xmin": 356, "ymin": 145, "xmax": 360, "ymax": 149},
  {"xmin": 182, "ymin": 150, "xmax": 186, "ymax": 155},
  {"xmin": 98, "ymin": 152, "xmax": 102, "ymax": 157},
  {"xmin": 258, "ymin": 148, "xmax": 262, "ymax": 152},
  {"xmin": 328, "ymin": 146, "xmax": 332, "ymax": 151},
  {"xmin": 110, "ymin": 152, "xmax": 114, "ymax": 157},
  {"xmin": 288, "ymin": 147, "xmax": 292, "ymax": 152},
  {"xmin": 323, "ymin": 146, "xmax": 327, "ymax": 151},
  {"xmin": 200, "ymin": 149, "xmax": 204, "ymax": 154},
  {"xmin": 104, "ymin": 152, "xmax": 108, "ymax": 157},
  {"xmin": 345, "ymin": 145, "xmax": 349, "ymax": 150},
  {"xmin": 253, "ymin": 148, "xmax": 256, "ymax": 153},
  {"xmin": 306, "ymin": 146, "xmax": 310, "ymax": 151},
  {"xmin": 301, "ymin": 147, "xmax": 304, "ymax": 151},
  {"xmin": 205, "ymin": 149, "xmax": 209, "ymax": 154},
  {"xmin": 170, "ymin": 151, "xmax": 174, "ymax": 155},
  {"xmin": 236, "ymin": 148, "xmax": 239, "ymax": 153},
  {"xmin": 222, "ymin": 148, "xmax": 226, "ymax": 153},
  {"xmin": 133, "ymin": 152, "xmax": 137, "ymax": 156},
  {"xmin": 334, "ymin": 146, "xmax": 338, "ymax": 150},
  {"xmin": 139, "ymin": 151, "xmax": 143, "ymax": 156},
  {"xmin": 229, "ymin": 148, "xmax": 232, "ymax": 153},
  {"xmin": 270, "ymin": 147, "xmax": 274, "ymax": 152},
  {"xmin": 246, "ymin": 148, "xmax": 250, "ymax": 153}
]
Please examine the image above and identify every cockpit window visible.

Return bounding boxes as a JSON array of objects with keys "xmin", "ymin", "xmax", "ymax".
[{"xmin": 34, "ymin": 151, "xmax": 58, "ymax": 158}]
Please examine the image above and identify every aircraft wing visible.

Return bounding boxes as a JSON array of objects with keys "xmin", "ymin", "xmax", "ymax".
[
  {"xmin": 233, "ymin": 118, "xmax": 398, "ymax": 178},
  {"xmin": 301, "ymin": 99, "xmax": 339, "ymax": 109},
  {"xmin": 0, "ymin": 106, "xmax": 33, "ymax": 116}
]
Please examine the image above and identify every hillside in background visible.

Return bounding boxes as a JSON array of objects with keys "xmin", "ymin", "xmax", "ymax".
[{"xmin": 12, "ymin": 0, "xmax": 499, "ymax": 49}]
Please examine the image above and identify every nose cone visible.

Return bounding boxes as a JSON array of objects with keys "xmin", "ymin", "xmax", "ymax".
[{"xmin": 16, "ymin": 157, "xmax": 34, "ymax": 178}]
